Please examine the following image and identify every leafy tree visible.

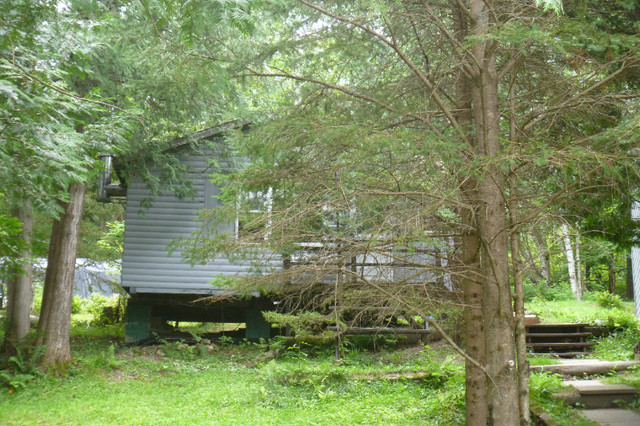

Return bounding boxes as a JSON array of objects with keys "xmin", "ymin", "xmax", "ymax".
[{"xmin": 2, "ymin": 0, "xmax": 256, "ymax": 367}]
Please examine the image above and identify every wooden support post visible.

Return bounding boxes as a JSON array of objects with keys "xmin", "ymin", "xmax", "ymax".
[
  {"xmin": 245, "ymin": 309, "xmax": 270, "ymax": 340},
  {"xmin": 125, "ymin": 303, "xmax": 151, "ymax": 344}
]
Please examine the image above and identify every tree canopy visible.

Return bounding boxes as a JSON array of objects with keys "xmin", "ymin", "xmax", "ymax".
[{"xmin": 3, "ymin": 0, "xmax": 640, "ymax": 423}]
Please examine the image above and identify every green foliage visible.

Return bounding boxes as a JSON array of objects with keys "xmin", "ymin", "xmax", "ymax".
[
  {"xmin": 71, "ymin": 295, "xmax": 84, "ymax": 314},
  {"xmin": 95, "ymin": 221, "xmax": 124, "ymax": 257},
  {"xmin": 529, "ymin": 372, "xmax": 593, "ymax": 425},
  {"xmin": 591, "ymin": 328, "xmax": 640, "ymax": 361},
  {"xmin": 524, "ymin": 279, "xmax": 575, "ymax": 301},
  {"xmin": 0, "ymin": 340, "xmax": 45, "ymax": 391},
  {"xmin": 529, "ymin": 371, "xmax": 564, "ymax": 401},
  {"xmin": 83, "ymin": 294, "xmax": 126, "ymax": 326},
  {"xmin": 592, "ymin": 291, "xmax": 625, "ymax": 309},
  {"xmin": 31, "ymin": 283, "xmax": 43, "ymax": 315},
  {"xmin": 0, "ymin": 211, "xmax": 26, "ymax": 277},
  {"xmin": 0, "ymin": 339, "xmax": 467, "ymax": 424},
  {"xmin": 262, "ymin": 311, "xmax": 334, "ymax": 337},
  {"xmin": 78, "ymin": 195, "xmax": 125, "ymax": 263},
  {"xmin": 535, "ymin": 0, "xmax": 563, "ymax": 13},
  {"xmin": 528, "ymin": 298, "xmax": 639, "ymax": 330}
]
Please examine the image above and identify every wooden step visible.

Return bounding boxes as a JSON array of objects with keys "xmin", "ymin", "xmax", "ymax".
[
  {"xmin": 578, "ymin": 408, "xmax": 640, "ymax": 425},
  {"xmin": 527, "ymin": 332, "xmax": 592, "ymax": 338},
  {"xmin": 526, "ymin": 323, "xmax": 589, "ymax": 333},
  {"xmin": 525, "ymin": 323, "xmax": 595, "ymax": 358},
  {"xmin": 551, "ymin": 351, "xmax": 594, "ymax": 358},
  {"xmin": 561, "ymin": 380, "xmax": 639, "ymax": 409},
  {"xmin": 531, "ymin": 360, "xmax": 639, "ymax": 375},
  {"xmin": 527, "ymin": 342, "xmax": 596, "ymax": 348}
]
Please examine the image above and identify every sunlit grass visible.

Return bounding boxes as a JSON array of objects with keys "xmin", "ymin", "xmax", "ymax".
[
  {"xmin": 527, "ymin": 298, "xmax": 637, "ymax": 329},
  {"xmin": 0, "ymin": 335, "xmax": 467, "ymax": 425}
]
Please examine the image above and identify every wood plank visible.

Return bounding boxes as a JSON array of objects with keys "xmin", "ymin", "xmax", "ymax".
[{"xmin": 527, "ymin": 342, "xmax": 596, "ymax": 348}]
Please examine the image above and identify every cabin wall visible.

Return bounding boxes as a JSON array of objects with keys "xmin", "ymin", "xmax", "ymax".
[{"xmin": 121, "ymin": 149, "xmax": 256, "ymax": 295}]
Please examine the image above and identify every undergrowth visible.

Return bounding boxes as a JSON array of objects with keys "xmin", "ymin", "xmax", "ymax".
[{"xmin": 529, "ymin": 372, "xmax": 595, "ymax": 425}]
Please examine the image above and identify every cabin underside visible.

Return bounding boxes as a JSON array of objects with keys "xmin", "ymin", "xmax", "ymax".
[{"xmin": 124, "ymin": 293, "xmax": 275, "ymax": 343}]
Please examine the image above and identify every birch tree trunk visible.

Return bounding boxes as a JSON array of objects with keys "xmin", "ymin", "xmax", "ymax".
[
  {"xmin": 561, "ymin": 223, "xmax": 581, "ymax": 300},
  {"xmin": 1, "ymin": 201, "xmax": 33, "ymax": 357},
  {"xmin": 37, "ymin": 182, "xmax": 86, "ymax": 369},
  {"xmin": 575, "ymin": 233, "xmax": 585, "ymax": 296}
]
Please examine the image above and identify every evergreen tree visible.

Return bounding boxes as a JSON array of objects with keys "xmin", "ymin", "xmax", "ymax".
[{"xmin": 181, "ymin": 1, "xmax": 640, "ymax": 423}]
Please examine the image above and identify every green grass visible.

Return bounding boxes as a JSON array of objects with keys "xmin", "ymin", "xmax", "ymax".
[
  {"xmin": 0, "ymin": 327, "xmax": 598, "ymax": 425},
  {"xmin": 3, "ymin": 298, "xmax": 637, "ymax": 425},
  {"xmin": 527, "ymin": 298, "xmax": 638, "ymax": 329},
  {"xmin": 0, "ymin": 333, "xmax": 467, "ymax": 425}
]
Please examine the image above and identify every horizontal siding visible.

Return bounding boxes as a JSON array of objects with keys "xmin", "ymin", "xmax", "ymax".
[
  {"xmin": 122, "ymin": 150, "xmax": 280, "ymax": 294},
  {"xmin": 128, "ymin": 287, "xmax": 229, "ymax": 295}
]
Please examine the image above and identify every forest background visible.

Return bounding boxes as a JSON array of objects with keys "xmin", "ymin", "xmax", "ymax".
[{"xmin": 2, "ymin": 0, "xmax": 640, "ymax": 424}]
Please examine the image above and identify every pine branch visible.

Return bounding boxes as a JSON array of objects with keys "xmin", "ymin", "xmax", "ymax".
[{"xmin": 1, "ymin": 53, "xmax": 144, "ymax": 126}]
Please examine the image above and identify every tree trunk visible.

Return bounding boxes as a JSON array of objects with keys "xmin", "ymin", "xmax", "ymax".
[
  {"xmin": 533, "ymin": 229, "xmax": 551, "ymax": 283},
  {"xmin": 470, "ymin": 0, "xmax": 519, "ymax": 421},
  {"xmin": 627, "ymin": 254, "xmax": 634, "ymax": 300},
  {"xmin": 561, "ymin": 223, "xmax": 581, "ymax": 300},
  {"xmin": 451, "ymin": 2, "xmax": 488, "ymax": 422},
  {"xmin": 1, "ymin": 201, "xmax": 33, "ymax": 357},
  {"xmin": 575, "ymin": 234, "xmax": 584, "ymax": 294},
  {"xmin": 609, "ymin": 256, "xmax": 616, "ymax": 294},
  {"xmin": 37, "ymin": 182, "xmax": 86, "ymax": 369},
  {"xmin": 509, "ymin": 71, "xmax": 530, "ymax": 425},
  {"xmin": 510, "ymin": 228, "xmax": 530, "ymax": 425},
  {"xmin": 460, "ymin": 185, "xmax": 487, "ymax": 426}
]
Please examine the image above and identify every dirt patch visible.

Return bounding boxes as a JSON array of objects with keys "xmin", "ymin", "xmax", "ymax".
[{"xmin": 116, "ymin": 346, "xmax": 164, "ymax": 363}]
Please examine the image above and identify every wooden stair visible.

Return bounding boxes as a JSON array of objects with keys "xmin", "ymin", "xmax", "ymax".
[
  {"xmin": 526, "ymin": 323, "xmax": 595, "ymax": 357},
  {"xmin": 562, "ymin": 379, "xmax": 639, "ymax": 409}
]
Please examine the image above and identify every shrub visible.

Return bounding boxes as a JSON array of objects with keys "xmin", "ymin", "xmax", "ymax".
[
  {"xmin": 85, "ymin": 294, "xmax": 126, "ymax": 325},
  {"xmin": 31, "ymin": 283, "xmax": 43, "ymax": 315},
  {"xmin": 71, "ymin": 295, "xmax": 84, "ymax": 314},
  {"xmin": 524, "ymin": 280, "xmax": 574, "ymax": 302},
  {"xmin": 262, "ymin": 311, "xmax": 334, "ymax": 337},
  {"xmin": 0, "ymin": 339, "xmax": 45, "ymax": 391},
  {"xmin": 592, "ymin": 328, "xmax": 640, "ymax": 360},
  {"xmin": 593, "ymin": 291, "xmax": 624, "ymax": 310}
]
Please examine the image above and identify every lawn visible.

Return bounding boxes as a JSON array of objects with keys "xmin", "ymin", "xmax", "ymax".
[
  {"xmin": 2, "ymin": 297, "xmax": 639, "ymax": 425},
  {"xmin": 0, "ymin": 327, "xmax": 467, "ymax": 425}
]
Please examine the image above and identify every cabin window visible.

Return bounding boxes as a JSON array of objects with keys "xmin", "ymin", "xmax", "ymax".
[{"xmin": 235, "ymin": 188, "xmax": 272, "ymax": 240}]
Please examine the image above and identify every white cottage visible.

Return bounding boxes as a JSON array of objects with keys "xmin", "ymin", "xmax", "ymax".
[{"xmin": 100, "ymin": 121, "xmax": 276, "ymax": 343}]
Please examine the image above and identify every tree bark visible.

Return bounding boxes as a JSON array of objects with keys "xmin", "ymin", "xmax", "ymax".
[
  {"xmin": 37, "ymin": 182, "xmax": 86, "ymax": 369},
  {"xmin": 510, "ymin": 228, "xmax": 530, "ymax": 425},
  {"xmin": 460, "ymin": 184, "xmax": 487, "ymax": 426},
  {"xmin": 1, "ymin": 201, "xmax": 33, "ymax": 358},
  {"xmin": 451, "ymin": 1, "xmax": 487, "ymax": 422},
  {"xmin": 627, "ymin": 254, "xmax": 634, "ymax": 300},
  {"xmin": 561, "ymin": 223, "xmax": 581, "ymax": 300},
  {"xmin": 470, "ymin": 0, "xmax": 519, "ymax": 421},
  {"xmin": 575, "ymin": 233, "xmax": 584, "ymax": 295},
  {"xmin": 509, "ymin": 70, "xmax": 530, "ymax": 425},
  {"xmin": 533, "ymin": 228, "xmax": 551, "ymax": 284},
  {"xmin": 609, "ymin": 256, "xmax": 616, "ymax": 294}
]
